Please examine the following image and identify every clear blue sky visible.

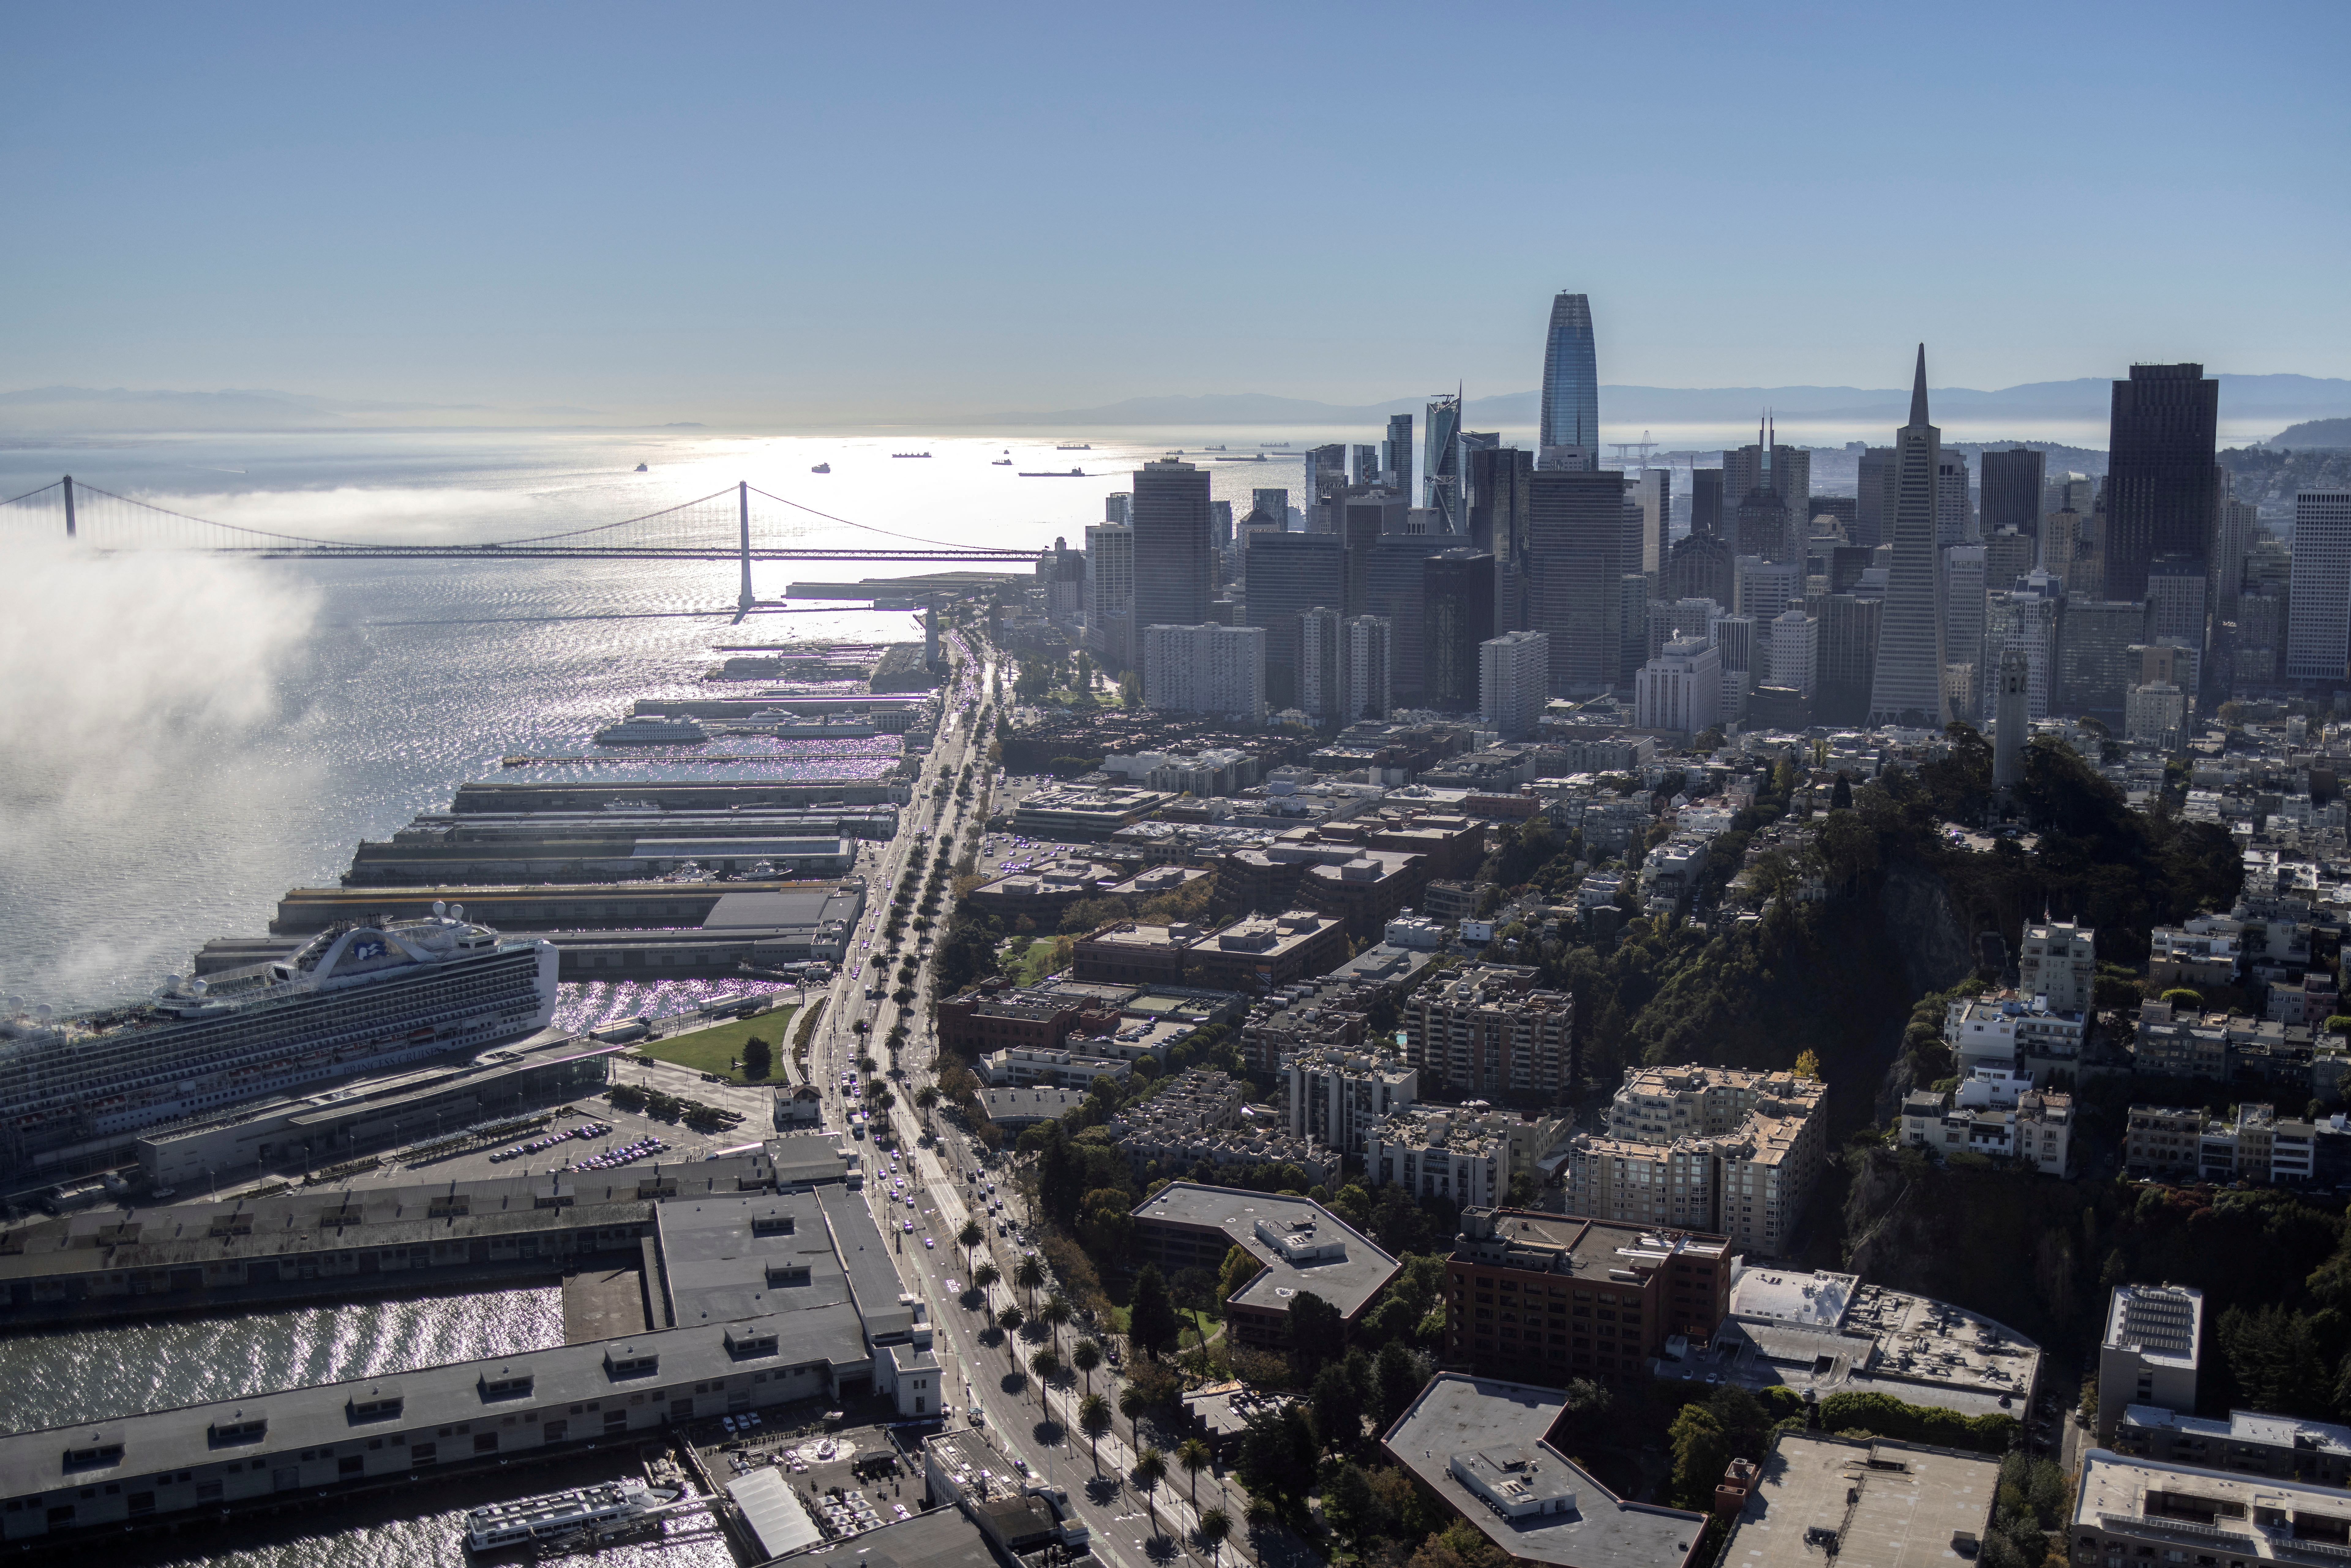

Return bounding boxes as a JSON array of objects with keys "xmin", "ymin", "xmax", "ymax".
[{"xmin": 6, "ymin": 0, "xmax": 2346, "ymax": 422}]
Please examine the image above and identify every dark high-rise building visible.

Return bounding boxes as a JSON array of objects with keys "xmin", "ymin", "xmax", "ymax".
[
  {"xmin": 1665, "ymin": 533, "xmax": 1734, "ymax": 610},
  {"xmin": 1342, "ymin": 493, "xmax": 1407, "ymax": 618},
  {"xmin": 1867, "ymin": 347, "xmax": 1950, "ymax": 727},
  {"xmin": 1365, "ymin": 535, "xmax": 1436, "ymax": 706},
  {"xmin": 1468, "ymin": 445, "xmax": 1535, "ymax": 635},
  {"xmin": 1538, "ymin": 292, "xmax": 1599, "ymax": 470},
  {"xmin": 1828, "ymin": 544, "xmax": 1874, "ymax": 595},
  {"xmin": 2104, "ymin": 363, "xmax": 2220, "ymax": 603},
  {"xmin": 1816, "ymin": 594, "xmax": 1881, "ymax": 726},
  {"xmin": 1854, "ymin": 446, "xmax": 1896, "ymax": 549},
  {"xmin": 1723, "ymin": 420, "xmax": 1810, "ymax": 536},
  {"xmin": 1525, "ymin": 467, "xmax": 1627, "ymax": 696},
  {"xmin": 1980, "ymin": 447, "xmax": 2046, "ymax": 542},
  {"xmin": 1383, "ymin": 413, "xmax": 1415, "ymax": 490},
  {"xmin": 1691, "ymin": 468, "xmax": 1725, "ymax": 539},
  {"xmin": 1244, "ymin": 531, "xmax": 1346, "ymax": 712},
  {"xmin": 1735, "ymin": 489, "xmax": 1794, "ymax": 563},
  {"xmin": 1423, "ymin": 549, "xmax": 1497, "ymax": 711},
  {"xmin": 1424, "ymin": 392, "xmax": 1464, "ymax": 533},
  {"xmin": 1130, "ymin": 459, "xmax": 1214, "ymax": 689}
]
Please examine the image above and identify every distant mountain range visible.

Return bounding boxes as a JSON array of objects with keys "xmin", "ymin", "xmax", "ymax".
[
  {"xmin": 987, "ymin": 374, "xmax": 2351, "ymax": 436},
  {"xmin": 2273, "ymin": 417, "xmax": 2351, "ymax": 449},
  {"xmin": 0, "ymin": 386, "xmax": 491, "ymax": 431}
]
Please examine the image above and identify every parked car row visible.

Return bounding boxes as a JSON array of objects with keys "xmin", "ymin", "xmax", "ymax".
[
  {"xmin": 568, "ymin": 1136, "xmax": 667, "ymax": 1172},
  {"xmin": 490, "ymin": 1121, "xmax": 613, "ymax": 1162}
]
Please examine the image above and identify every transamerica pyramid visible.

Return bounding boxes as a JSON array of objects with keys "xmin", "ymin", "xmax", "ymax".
[{"xmin": 1866, "ymin": 346, "xmax": 1951, "ymax": 728}]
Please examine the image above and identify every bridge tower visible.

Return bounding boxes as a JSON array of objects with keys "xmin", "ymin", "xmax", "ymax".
[
  {"xmin": 737, "ymin": 481, "xmax": 755, "ymax": 615},
  {"xmin": 62, "ymin": 475, "xmax": 75, "ymax": 538}
]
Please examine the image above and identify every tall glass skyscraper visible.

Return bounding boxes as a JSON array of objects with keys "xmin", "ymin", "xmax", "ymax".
[{"xmin": 1538, "ymin": 292, "xmax": 1599, "ymax": 471}]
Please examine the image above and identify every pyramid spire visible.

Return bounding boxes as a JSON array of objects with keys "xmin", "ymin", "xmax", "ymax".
[{"xmin": 1909, "ymin": 344, "xmax": 1930, "ymax": 425}]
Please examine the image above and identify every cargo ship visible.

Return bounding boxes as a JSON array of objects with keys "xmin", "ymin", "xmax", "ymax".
[
  {"xmin": 1018, "ymin": 468, "xmax": 1086, "ymax": 477},
  {"xmin": 0, "ymin": 911, "xmax": 560, "ymax": 1166}
]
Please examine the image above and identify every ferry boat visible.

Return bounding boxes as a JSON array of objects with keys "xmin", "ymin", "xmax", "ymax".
[
  {"xmin": 593, "ymin": 715, "xmax": 709, "ymax": 745},
  {"xmin": 463, "ymin": 1481, "xmax": 683, "ymax": 1552},
  {"xmin": 1054, "ymin": 443, "xmax": 1091, "ymax": 450},
  {"xmin": 0, "ymin": 911, "xmax": 560, "ymax": 1163},
  {"xmin": 991, "ymin": 458, "xmax": 1012, "ymax": 466},
  {"xmin": 811, "ymin": 462, "xmax": 831, "ymax": 473}
]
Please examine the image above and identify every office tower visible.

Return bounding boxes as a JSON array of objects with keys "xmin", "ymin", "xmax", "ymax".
[
  {"xmin": 1424, "ymin": 392, "xmax": 1463, "ymax": 532},
  {"xmin": 1084, "ymin": 522, "xmax": 1136, "ymax": 668},
  {"xmin": 1104, "ymin": 492, "xmax": 1134, "ymax": 526},
  {"xmin": 2058, "ymin": 601, "xmax": 2142, "ymax": 719},
  {"xmin": 1479, "ymin": 630, "xmax": 1550, "ymax": 739},
  {"xmin": 1981, "ymin": 447, "xmax": 2046, "ymax": 542},
  {"xmin": 1984, "ymin": 528, "xmax": 2034, "ymax": 595},
  {"xmin": 1299, "ymin": 606, "xmax": 1345, "ymax": 726},
  {"xmin": 1129, "ymin": 460, "xmax": 1213, "ymax": 690},
  {"xmin": 1828, "ymin": 544, "xmax": 1874, "ymax": 596},
  {"xmin": 1770, "ymin": 608, "xmax": 1818, "ymax": 698},
  {"xmin": 1366, "ymin": 535, "xmax": 1436, "ymax": 705},
  {"xmin": 2144, "ymin": 554, "xmax": 2208, "ymax": 649},
  {"xmin": 1468, "ymin": 445, "xmax": 1534, "ymax": 632},
  {"xmin": 2214, "ymin": 481, "xmax": 2256, "ymax": 621},
  {"xmin": 2105, "ymin": 364, "xmax": 2221, "ymax": 602},
  {"xmin": 1142, "ymin": 623, "xmax": 1266, "ymax": 722},
  {"xmin": 2040, "ymin": 509, "xmax": 2086, "ymax": 586},
  {"xmin": 1809, "ymin": 495, "xmax": 1858, "ymax": 539},
  {"xmin": 1670, "ymin": 597, "xmax": 1724, "ymax": 643},
  {"xmin": 1666, "ymin": 531, "xmax": 1734, "ymax": 610},
  {"xmin": 1631, "ymin": 469, "xmax": 1671, "ymax": 578},
  {"xmin": 1346, "ymin": 615, "xmax": 1393, "ymax": 720},
  {"xmin": 1424, "ymin": 549, "xmax": 1497, "ymax": 711},
  {"xmin": 1935, "ymin": 451, "xmax": 1972, "ymax": 547},
  {"xmin": 1538, "ymin": 291, "xmax": 1599, "ymax": 470},
  {"xmin": 1620, "ymin": 572, "xmax": 1651, "ymax": 689},
  {"xmin": 1735, "ymin": 487, "xmax": 1794, "ymax": 562},
  {"xmin": 1691, "ymin": 468, "xmax": 1725, "ymax": 539},
  {"xmin": 1038, "ymin": 536, "xmax": 1086, "ymax": 625},
  {"xmin": 1246, "ymin": 488, "xmax": 1289, "ymax": 533},
  {"xmin": 1635, "ymin": 638, "xmax": 1723, "ymax": 734},
  {"xmin": 1716, "ymin": 615, "xmax": 1755, "ymax": 722},
  {"xmin": 1303, "ymin": 446, "xmax": 1345, "ymax": 507},
  {"xmin": 1943, "ymin": 545, "xmax": 1987, "ymax": 713},
  {"xmin": 1868, "ymin": 347, "xmax": 1952, "ymax": 728},
  {"xmin": 1724, "ymin": 422, "xmax": 1811, "ymax": 533},
  {"xmin": 1734, "ymin": 555, "xmax": 1798, "ymax": 630},
  {"xmin": 1209, "ymin": 500, "xmax": 1233, "ymax": 551},
  {"xmin": 2288, "ymin": 492, "xmax": 2351, "ymax": 684},
  {"xmin": 1993, "ymin": 650, "xmax": 2030, "ymax": 788},
  {"xmin": 1984, "ymin": 579, "xmax": 2060, "ymax": 723},
  {"xmin": 2055, "ymin": 473, "xmax": 2097, "ymax": 515},
  {"xmin": 1245, "ymin": 531, "xmax": 1346, "ymax": 710},
  {"xmin": 1383, "ymin": 413, "xmax": 1415, "ymax": 491},
  {"xmin": 1815, "ymin": 595, "xmax": 1881, "ymax": 726},
  {"xmin": 1351, "ymin": 444, "xmax": 1380, "ymax": 486},
  {"xmin": 1525, "ymin": 468, "xmax": 1628, "ymax": 696},
  {"xmin": 1854, "ymin": 447, "xmax": 1895, "ymax": 549},
  {"xmin": 1341, "ymin": 492, "xmax": 1407, "ymax": 619}
]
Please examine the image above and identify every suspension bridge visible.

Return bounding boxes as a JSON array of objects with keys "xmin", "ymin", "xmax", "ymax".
[{"xmin": 0, "ymin": 476, "xmax": 1044, "ymax": 616}]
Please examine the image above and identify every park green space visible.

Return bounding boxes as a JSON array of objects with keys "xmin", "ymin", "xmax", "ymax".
[{"xmin": 634, "ymin": 1007, "xmax": 798, "ymax": 1085}]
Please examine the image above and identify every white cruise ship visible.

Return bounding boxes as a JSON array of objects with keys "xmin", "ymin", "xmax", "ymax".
[
  {"xmin": 593, "ymin": 716, "xmax": 709, "ymax": 745},
  {"xmin": 0, "ymin": 909, "xmax": 558, "ymax": 1169},
  {"xmin": 464, "ymin": 1481, "xmax": 681, "ymax": 1551}
]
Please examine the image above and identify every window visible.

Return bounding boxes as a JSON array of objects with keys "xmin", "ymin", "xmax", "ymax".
[
  {"xmin": 411, "ymin": 1443, "xmax": 437, "ymax": 1465},
  {"xmin": 473, "ymin": 1433, "xmax": 499, "ymax": 1454}
]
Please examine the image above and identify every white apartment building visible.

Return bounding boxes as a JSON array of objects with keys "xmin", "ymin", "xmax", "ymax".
[
  {"xmin": 1399, "ymin": 968, "xmax": 1575, "ymax": 1103},
  {"xmin": 1898, "ymin": 1077, "xmax": 2072, "ymax": 1176},
  {"xmin": 1346, "ymin": 615, "xmax": 1392, "ymax": 722},
  {"xmin": 979, "ymin": 1045, "xmax": 1133, "ymax": 1091},
  {"xmin": 1634, "ymin": 637, "xmax": 1723, "ymax": 735},
  {"xmin": 2095, "ymin": 1283, "xmax": 2203, "ymax": 1440},
  {"xmin": 2125, "ymin": 682, "xmax": 2186, "ymax": 749},
  {"xmin": 1142, "ymin": 623, "xmax": 1266, "ymax": 722},
  {"xmin": 1085, "ymin": 522, "xmax": 1135, "ymax": 661},
  {"xmin": 1768, "ymin": 608, "xmax": 1817, "ymax": 698},
  {"xmin": 1479, "ymin": 630, "xmax": 1550, "ymax": 739},
  {"xmin": 1283, "ymin": 1047, "xmax": 1418, "ymax": 1155},
  {"xmin": 2018, "ymin": 919, "xmax": 2095, "ymax": 1013},
  {"xmin": 1363, "ymin": 1106, "xmax": 1509, "ymax": 1208},
  {"xmin": 1563, "ymin": 1065, "xmax": 1829, "ymax": 1256},
  {"xmin": 1944, "ymin": 991, "xmax": 2088, "ymax": 1073}
]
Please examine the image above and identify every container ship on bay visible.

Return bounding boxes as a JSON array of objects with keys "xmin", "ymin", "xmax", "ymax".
[{"xmin": 0, "ymin": 908, "xmax": 559, "ymax": 1174}]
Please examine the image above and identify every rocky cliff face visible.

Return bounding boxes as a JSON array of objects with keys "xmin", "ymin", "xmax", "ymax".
[{"xmin": 1868, "ymin": 860, "xmax": 1975, "ymax": 1121}]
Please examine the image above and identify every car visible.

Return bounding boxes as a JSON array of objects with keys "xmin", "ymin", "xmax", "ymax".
[
  {"xmin": 924, "ymin": 1236, "xmax": 934, "ymax": 1249},
  {"xmin": 969, "ymin": 1406, "xmax": 984, "ymax": 1426},
  {"xmin": 902, "ymin": 1219, "xmax": 914, "ymax": 1232}
]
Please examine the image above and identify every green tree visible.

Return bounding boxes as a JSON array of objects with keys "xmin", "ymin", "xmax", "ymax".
[
  {"xmin": 1014, "ymin": 1252, "xmax": 1046, "ymax": 1312},
  {"xmin": 1234, "ymin": 1403, "xmax": 1320, "ymax": 1506},
  {"xmin": 1119, "ymin": 1383, "xmax": 1152, "ymax": 1446},
  {"xmin": 741, "ymin": 1035, "xmax": 773, "ymax": 1082},
  {"xmin": 1286, "ymin": 1289, "xmax": 1344, "ymax": 1377},
  {"xmin": 1040, "ymin": 1291, "xmax": 1074, "ymax": 1357},
  {"xmin": 972, "ymin": 1260, "xmax": 1000, "ymax": 1295},
  {"xmin": 1668, "ymin": 1403, "xmax": 1730, "ymax": 1512},
  {"xmin": 1132, "ymin": 1446, "xmax": 1168, "ymax": 1536},
  {"xmin": 996, "ymin": 1304, "xmax": 1025, "ymax": 1364},
  {"xmin": 1196, "ymin": 1506, "xmax": 1232, "ymax": 1568},
  {"xmin": 1071, "ymin": 1336, "xmax": 1103, "ymax": 1397},
  {"xmin": 1373, "ymin": 1342, "xmax": 1430, "ymax": 1430},
  {"xmin": 1217, "ymin": 1244, "xmax": 1262, "ymax": 1306},
  {"xmin": 1030, "ymin": 1346, "xmax": 1061, "ymax": 1397},
  {"xmin": 1310, "ymin": 1360, "xmax": 1366, "ymax": 1453},
  {"xmin": 1079, "ymin": 1392, "xmax": 1113, "ymax": 1472},
  {"xmin": 1131, "ymin": 1263, "xmax": 1182, "ymax": 1358},
  {"xmin": 1177, "ymin": 1437, "xmax": 1212, "ymax": 1507}
]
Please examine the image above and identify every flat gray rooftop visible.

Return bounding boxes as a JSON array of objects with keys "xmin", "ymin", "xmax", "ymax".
[
  {"xmin": 825, "ymin": 1503, "xmax": 1006, "ymax": 1568},
  {"xmin": 703, "ymin": 888, "xmax": 861, "ymax": 928},
  {"xmin": 817, "ymin": 1182, "xmax": 910, "ymax": 1340},
  {"xmin": 1132, "ymin": 1183, "xmax": 1400, "ymax": 1318},
  {"xmin": 1721, "ymin": 1432, "xmax": 1998, "ymax": 1568},
  {"xmin": 657, "ymin": 1188, "xmax": 855, "ymax": 1327},
  {"xmin": 1384, "ymin": 1373, "xmax": 1703, "ymax": 1568}
]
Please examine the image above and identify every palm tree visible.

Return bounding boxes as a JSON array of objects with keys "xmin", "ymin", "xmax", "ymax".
[
  {"xmin": 1040, "ymin": 1291, "xmax": 1073, "ymax": 1357},
  {"xmin": 958, "ymin": 1219, "xmax": 984, "ymax": 1275},
  {"xmin": 1177, "ymin": 1438, "xmax": 1212, "ymax": 1508},
  {"xmin": 1014, "ymin": 1254, "xmax": 1045, "ymax": 1313},
  {"xmin": 1131, "ymin": 1446, "xmax": 1167, "ymax": 1537},
  {"xmin": 1029, "ymin": 1346, "xmax": 1060, "ymax": 1402},
  {"xmin": 1197, "ymin": 1506, "xmax": 1232, "ymax": 1568},
  {"xmin": 1070, "ymin": 1337, "xmax": 1102, "ymax": 1397},
  {"xmin": 1078, "ymin": 1393, "xmax": 1112, "ymax": 1474},
  {"xmin": 916, "ymin": 1084, "xmax": 941, "ymax": 1115},
  {"xmin": 997, "ymin": 1304, "xmax": 1024, "ymax": 1364},
  {"xmin": 1118, "ymin": 1383, "xmax": 1150, "ymax": 1449},
  {"xmin": 972, "ymin": 1260, "xmax": 1000, "ymax": 1297}
]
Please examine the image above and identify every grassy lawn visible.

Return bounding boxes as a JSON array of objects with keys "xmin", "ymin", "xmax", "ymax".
[
  {"xmin": 1176, "ymin": 1307, "xmax": 1222, "ymax": 1348},
  {"xmin": 635, "ymin": 1008, "xmax": 799, "ymax": 1085},
  {"xmin": 1003, "ymin": 937, "xmax": 1060, "ymax": 986}
]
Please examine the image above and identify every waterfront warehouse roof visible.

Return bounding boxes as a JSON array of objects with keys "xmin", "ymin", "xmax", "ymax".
[
  {"xmin": 1720, "ymin": 1431, "xmax": 1998, "ymax": 1568},
  {"xmin": 1384, "ymin": 1373, "xmax": 1705, "ymax": 1568},
  {"xmin": 829, "ymin": 1504, "xmax": 1007, "ymax": 1568},
  {"xmin": 816, "ymin": 1181, "xmax": 912, "ymax": 1341},
  {"xmin": 1130, "ymin": 1182, "xmax": 1399, "ymax": 1320},
  {"xmin": 656, "ymin": 1188, "xmax": 859, "ymax": 1327}
]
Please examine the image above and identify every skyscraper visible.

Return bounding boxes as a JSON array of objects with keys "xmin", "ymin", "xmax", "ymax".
[
  {"xmin": 1468, "ymin": 445, "xmax": 1534, "ymax": 631},
  {"xmin": 1365, "ymin": 535, "xmax": 1436, "ymax": 706},
  {"xmin": 1346, "ymin": 616, "xmax": 1393, "ymax": 721},
  {"xmin": 1424, "ymin": 392, "xmax": 1463, "ymax": 533},
  {"xmin": 1854, "ymin": 447, "xmax": 1896, "ymax": 550},
  {"xmin": 1815, "ymin": 595, "xmax": 1881, "ymax": 726},
  {"xmin": 1084, "ymin": 522, "xmax": 1136, "ymax": 669},
  {"xmin": 1942, "ymin": 545, "xmax": 1987, "ymax": 713},
  {"xmin": 1479, "ymin": 631, "xmax": 1550, "ymax": 739},
  {"xmin": 1935, "ymin": 451, "xmax": 1972, "ymax": 548},
  {"xmin": 2287, "ymin": 492, "xmax": 2351, "ymax": 685},
  {"xmin": 1631, "ymin": 469, "xmax": 1671, "ymax": 580},
  {"xmin": 1691, "ymin": 468, "xmax": 1725, "ymax": 540},
  {"xmin": 1867, "ymin": 347, "xmax": 1952, "ymax": 727},
  {"xmin": 1351, "ymin": 444, "xmax": 1380, "ymax": 487},
  {"xmin": 1424, "ymin": 549, "xmax": 1497, "ymax": 711},
  {"xmin": 1299, "ymin": 607, "xmax": 1345, "ymax": 726},
  {"xmin": 2213, "ymin": 476, "xmax": 2256, "ymax": 623},
  {"xmin": 1129, "ymin": 460, "xmax": 1213, "ymax": 690},
  {"xmin": 1143, "ymin": 623, "xmax": 1266, "ymax": 722},
  {"xmin": 2057, "ymin": 600, "xmax": 2141, "ymax": 719},
  {"xmin": 1723, "ymin": 420, "xmax": 1810, "ymax": 539},
  {"xmin": 1342, "ymin": 493, "xmax": 1407, "ymax": 617},
  {"xmin": 1247, "ymin": 488, "xmax": 1290, "ymax": 533},
  {"xmin": 1245, "ymin": 531, "xmax": 1347, "ymax": 712},
  {"xmin": 2104, "ymin": 363, "xmax": 2220, "ymax": 603},
  {"xmin": 1383, "ymin": 413, "xmax": 1415, "ymax": 491},
  {"xmin": 1537, "ymin": 292, "xmax": 1599, "ymax": 470},
  {"xmin": 1525, "ymin": 467, "xmax": 1627, "ymax": 697},
  {"xmin": 1980, "ymin": 447, "xmax": 2047, "ymax": 542}
]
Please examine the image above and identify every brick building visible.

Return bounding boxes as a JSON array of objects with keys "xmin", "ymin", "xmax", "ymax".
[{"xmin": 935, "ymin": 984, "xmax": 1120, "ymax": 1059}]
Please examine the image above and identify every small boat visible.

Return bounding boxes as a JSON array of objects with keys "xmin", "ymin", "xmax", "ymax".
[
  {"xmin": 991, "ymin": 459, "xmax": 1012, "ymax": 466},
  {"xmin": 812, "ymin": 462, "xmax": 831, "ymax": 473},
  {"xmin": 633, "ymin": 463, "xmax": 648, "ymax": 472},
  {"xmin": 1018, "ymin": 468, "xmax": 1086, "ymax": 477}
]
